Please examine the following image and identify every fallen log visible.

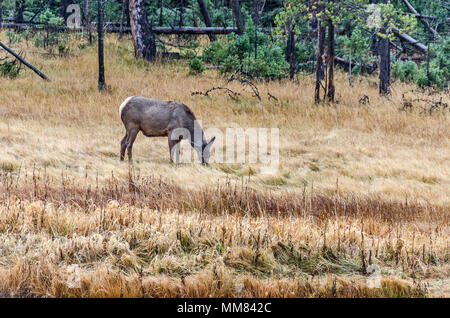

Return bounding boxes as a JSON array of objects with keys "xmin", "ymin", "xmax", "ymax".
[
  {"xmin": 392, "ymin": 27, "xmax": 427, "ymax": 54},
  {"xmin": 1, "ymin": 23, "xmax": 239, "ymax": 35},
  {"xmin": 334, "ymin": 56, "xmax": 377, "ymax": 74},
  {"xmin": 0, "ymin": 41, "xmax": 50, "ymax": 81},
  {"xmin": 399, "ymin": 55, "xmax": 426, "ymax": 62}
]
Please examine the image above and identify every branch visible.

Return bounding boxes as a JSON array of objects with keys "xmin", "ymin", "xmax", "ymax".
[
  {"xmin": 401, "ymin": 0, "xmax": 438, "ymax": 38},
  {"xmin": 0, "ymin": 41, "xmax": 50, "ymax": 81}
]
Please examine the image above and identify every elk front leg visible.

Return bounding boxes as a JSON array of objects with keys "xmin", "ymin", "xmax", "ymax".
[{"xmin": 168, "ymin": 138, "xmax": 181, "ymax": 163}]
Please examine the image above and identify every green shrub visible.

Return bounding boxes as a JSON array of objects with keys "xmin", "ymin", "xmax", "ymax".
[
  {"xmin": 0, "ymin": 60, "xmax": 21, "ymax": 78},
  {"xmin": 182, "ymin": 49, "xmax": 197, "ymax": 59},
  {"xmin": 188, "ymin": 58, "xmax": 204, "ymax": 74},
  {"xmin": 34, "ymin": 37, "xmax": 44, "ymax": 48},
  {"xmin": 295, "ymin": 41, "xmax": 315, "ymax": 71},
  {"xmin": 203, "ymin": 40, "xmax": 229, "ymax": 64},
  {"xmin": 6, "ymin": 31, "xmax": 23, "ymax": 45},
  {"xmin": 201, "ymin": 21, "xmax": 288, "ymax": 80},
  {"xmin": 58, "ymin": 44, "xmax": 67, "ymax": 55},
  {"xmin": 392, "ymin": 61, "xmax": 419, "ymax": 82},
  {"xmin": 394, "ymin": 38, "xmax": 449, "ymax": 89}
]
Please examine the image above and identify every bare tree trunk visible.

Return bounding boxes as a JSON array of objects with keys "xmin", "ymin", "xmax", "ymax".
[
  {"xmin": 98, "ymin": 0, "xmax": 106, "ymax": 90},
  {"xmin": 327, "ymin": 18, "xmax": 335, "ymax": 103},
  {"xmin": 0, "ymin": 0, "xmax": 3, "ymax": 29},
  {"xmin": 349, "ymin": 48, "xmax": 352, "ymax": 87},
  {"xmin": 179, "ymin": 0, "xmax": 184, "ymax": 27},
  {"xmin": 119, "ymin": 0, "xmax": 128, "ymax": 39},
  {"xmin": 14, "ymin": 0, "xmax": 25, "ymax": 23},
  {"xmin": 159, "ymin": 0, "xmax": 163, "ymax": 26},
  {"xmin": 286, "ymin": 17, "xmax": 296, "ymax": 80},
  {"xmin": 129, "ymin": 0, "xmax": 156, "ymax": 61},
  {"xmin": 83, "ymin": 0, "xmax": 93, "ymax": 44},
  {"xmin": 61, "ymin": 0, "xmax": 77, "ymax": 25},
  {"xmin": 0, "ymin": 41, "xmax": 50, "ymax": 81},
  {"xmin": 83, "ymin": 0, "xmax": 89, "ymax": 25},
  {"xmin": 379, "ymin": 32, "xmax": 390, "ymax": 95},
  {"xmin": 314, "ymin": 22, "xmax": 326, "ymax": 104},
  {"xmin": 197, "ymin": 0, "xmax": 216, "ymax": 41},
  {"xmin": 230, "ymin": 0, "xmax": 245, "ymax": 35}
]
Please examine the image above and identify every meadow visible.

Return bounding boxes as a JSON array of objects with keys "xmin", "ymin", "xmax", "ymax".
[{"xmin": 0, "ymin": 33, "xmax": 448, "ymax": 297}]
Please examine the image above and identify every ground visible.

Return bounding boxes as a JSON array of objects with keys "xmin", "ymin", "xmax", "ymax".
[{"xmin": 0, "ymin": 34, "xmax": 448, "ymax": 297}]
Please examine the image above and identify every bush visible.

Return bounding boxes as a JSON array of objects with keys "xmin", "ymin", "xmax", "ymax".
[
  {"xmin": 393, "ymin": 38, "xmax": 449, "ymax": 89},
  {"xmin": 0, "ymin": 60, "xmax": 21, "ymax": 78},
  {"xmin": 203, "ymin": 40, "xmax": 229, "ymax": 65},
  {"xmin": 201, "ymin": 22, "xmax": 288, "ymax": 80},
  {"xmin": 295, "ymin": 41, "xmax": 315, "ymax": 72},
  {"xmin": 392, "ymin": 61, "xmax": 418, "ymax": 82},
  {"xmin": 188, "ymin": 58, "xmax": 204, "ymax": 74}
]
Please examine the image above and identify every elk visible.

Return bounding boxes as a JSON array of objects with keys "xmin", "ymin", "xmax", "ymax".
[{"xmin": 119, "ymin": 96, "xmax": 216, "ymax": 164}]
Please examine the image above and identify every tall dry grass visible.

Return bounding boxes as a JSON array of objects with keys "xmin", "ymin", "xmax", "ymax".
[{"xmin": 0, "ymin": 32, "xmax": 448, "ymax": 297}]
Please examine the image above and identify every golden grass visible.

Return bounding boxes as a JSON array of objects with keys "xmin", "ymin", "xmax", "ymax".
[{"xmin": 0, "ymin": 32, "xmax": 448, "ymax": 297}]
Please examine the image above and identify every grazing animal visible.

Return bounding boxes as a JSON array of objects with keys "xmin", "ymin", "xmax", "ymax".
[{"xmin": 119, "ymin": 96, "xmax": 216, "ymax": 164}]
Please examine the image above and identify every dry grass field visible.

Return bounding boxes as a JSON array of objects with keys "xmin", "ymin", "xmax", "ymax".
[{"xmin": 0, "ymin": 33, "xmax": 449, "ymax": 297}]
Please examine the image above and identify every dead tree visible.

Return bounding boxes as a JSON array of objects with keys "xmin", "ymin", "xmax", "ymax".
[
  {"xmin": 286, "ymin": 17, "xmax": 296, "ymax": 80},
  {"xmin": 129, "ymin": 0, "xmax": 156, "ymax": 61},
  {"xmin": 231, "ymin": 0, "xmax": 245, "ymax": 35},
  {"xmin": 314, "ymin": 22, "xmax": 326, "ymax": 104},
  {"xmin": 392, "ymin": 27, "xmax": 427, "ymax": 54},
  {"xmin": 3, "ymin": 23, "xmax": 239, "ymax": 35},
  {"xmin": 61, "ymin": 0, "xmax": 77, "ymax": 25},
  {"xmin": 83, "ymin": 0, "xmax": 93, "ymax": 44},
  {"xmin": 0, "ymin": 0, "xmax": 3, "ymax": 28},
  {"xmin": 14, "ymin": 0, "xmax": 25, "ymax": 23},
  {"xmin": 0, "ymin": 41, "xmax": 50, "ymax": 81},
  {"xmin": 334, "ymin": 57, "xmax": 377, "ymax": 74},
  {"xmin": 402, "ymin": 0, "xmax": 438, "ymax": 38},
  {"xmin": 83, "ymin": 0, "xmax": 90, "ymax": 25},
  {"xmin": 197, "ymin": 0, "xmax": 216, "ymax": 41},
  {"xmin": 119, "ymin": 0, "xmax": 128, "ymax": 39},
  {"xmin": 326, "ymin": 18, "xmax": 335, "ymax": 102},
  {"xmin": 98, "ymin": 0, "xmax": 106, "ymax": 90},
  {"xmin": 179, "ymin": 0, "xmax": 184, "ymax": 27},
  {"xmin": 379, "ymin": 31, "xmax": 390, "ymax": 95}
]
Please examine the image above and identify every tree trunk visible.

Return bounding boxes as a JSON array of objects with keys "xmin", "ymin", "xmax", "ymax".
[
  {"xmin": 83, "ymin": 0, "xmax": 90, "ymax": 25},
  {"xmin": 0, "ymin": 0, "xmax": 3, "ymax": 28},
  {"xmin": 98, "ymin": 0, "xmax": 106, "ymax": 90},
  {"xmin": 197, "ymin": 0, "xmax": 216, "ymax": 41},
  {"xmin": 159, "ymin": 0, "xmax": 163, "ymax": 26},
  {"xmin": 379, "ymin": 33, "xmax": 390, "ymax": 95},
  {"xmin": 61, "ymin": 0, "xmax": 77, "ymax": 25},
  {"xmin": 327, "ymin": 18, "xmax": 335, "ymax": 103},
  {"xmin": 230, "ymin": 0, "xmax": 245, "ymax": 35},
  {"xmin": 129, "ymin": 0, "xmax": 156, "ymax": 61},
  {"xmin": 119, "ymin": 0, "xmax": 128, "ymax": 39},
  {"xmin": 349, "ymin": 48, "xmax": 352, "ymax": 87},
  {"xmin": 14, "ymin": 0, "xmax": 25, "ymax": 23},
  {"xmin": 179, "ymin": 0, "xmax": 184, "ymax": 27},
  {"xmin": 286, "ymin": 18, "xmax": 296, "ymax": 80},
  {"xmin": 83, "ymin": 0, "xmax": 93, "ymax": 44},
  {"xmin": 314, "ymin": 22, "xmax": 326, "ymax": 104}
]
